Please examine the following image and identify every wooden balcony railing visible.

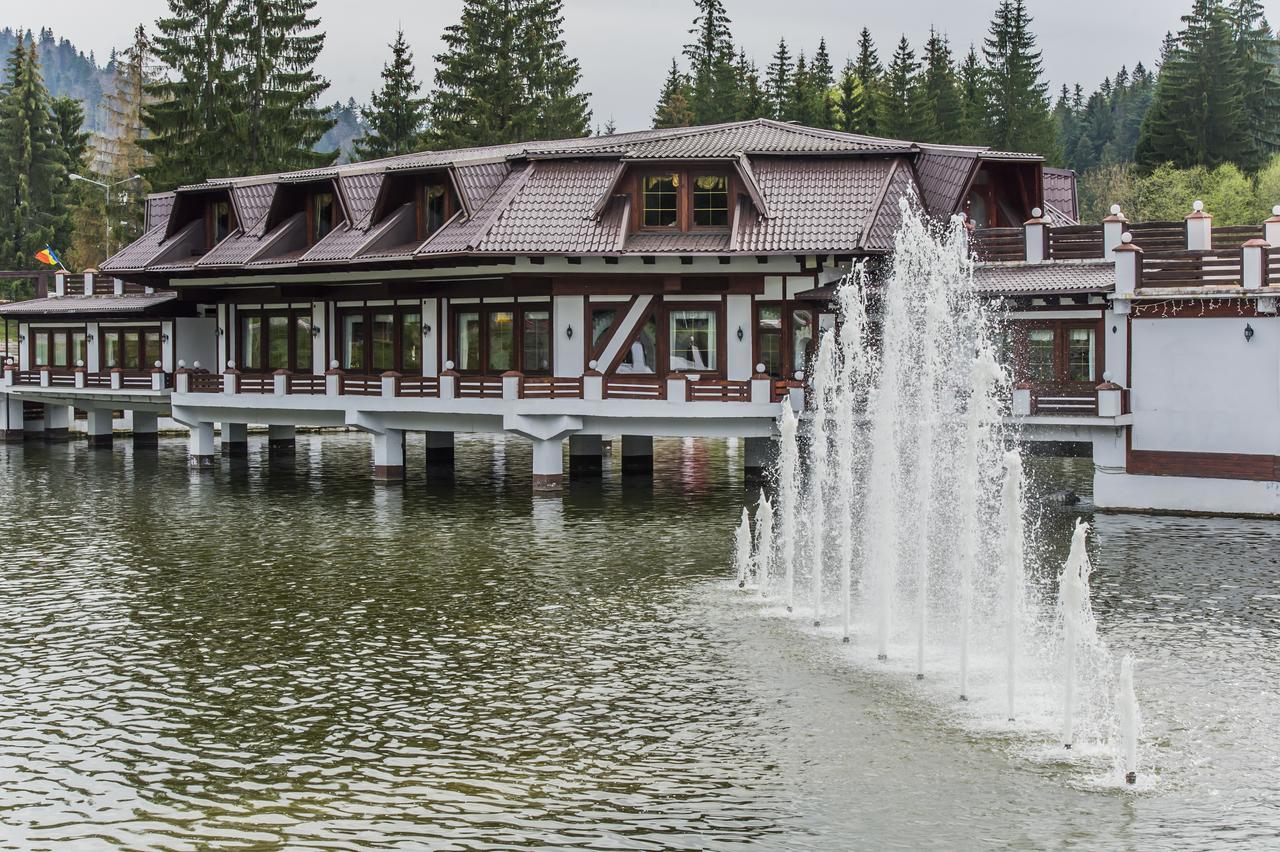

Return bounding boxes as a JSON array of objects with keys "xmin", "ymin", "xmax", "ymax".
[
  {"xmin": 286, "ymin": 374, "xmax": 326, "ymax": 395},
  {"xmin": 396, "ymin": 375, "xmax": 439, "ymax": 398},
  {"xmin": 1139, "ymin": 250, "xmax": 1243, "ymax": 288},
  {"xmin": 188, "ymin": 372, "xmax": 222, "ymax": 393},
  {"xmin": 686, "ymin": 379, "xmax": 751, "ymax": 402},
  {"xmin": 340, "ymin": 374, "xmax": 382, "ymax": 396},
  {"xmin": 235, "ymin": 374, "xmax": 273, "ymax": 394},
  {"xmin": 971, "ymin": 227, "xmax": 1025, "ymax": 261},
  {"xmin": 1047, "ymin": 224, "xmax": 1104, "ymax": 259},
  {"xmin": 604, "ymin": 375, "xmax": 665, "ymax": 400},
  {"xmin": 1125, "ymin": 221, "xmax": 1186, "ymax": 254},
  {"xmin": 520, "ymin": 376, "xmax": 582, "ymax": 399},
  {"xmin": 456, "ymin": 375, "xmax": 503, "ymax": 398}
]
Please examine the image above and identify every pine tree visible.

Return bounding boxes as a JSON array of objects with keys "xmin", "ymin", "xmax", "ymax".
[
  {"xmin": 1227, "ymin": 0, "xmax": 1280, "ymax": 168},
  {"xmin": 919, "ymin": 28, "xmax": 962, "ymax": 142},
  {"xmin": 1136, "ymin": 0, "xmax": 1251, "ymax": 170},
  {"xmin": 141, "ymin": 0, "xmax": 241, "ymax": 189},
  {"xmin": 683, "ymin": 0, "xmax": 737, "ymax": 124},
  {"xmin": 836, "ymin": 59, "xmax": 862, "ymax": 134},
  {"xmin": 880, "ymin": 36, "xmax": 920, "ymax": 140},
  {"xmin": 852, "ymin": 28, "xmax": 883, "ymax": 135},
  {"xmin": 811, "ymin": 38, "xmax": 836, "ymax": 129},
  {"xmin": 653, "ymin": 59, "xmax": 693, "ymax": 128},
  {"xmin": 957, "ymin": 45, "xmax": 986, "ymax": 145},
  {"xmin": 49, "ymin": 96, "xmax": 88, "ymax": 258},
  {"xmin": 733, "ymin": 50, "xmax": 768, "ymax": 120},
  {"xmin": 0, "ymin": 36, "xmax": 60, "ymax": 270},
  {"xmin": 355, "ymin": 28, "xmax": 429, "ymax": 160},
  {"xmin": 101, "ymin": 25, "xmax": 155, "ymax": 184},
  {"xmin": 430, "ymin": 0, "xmax": 591, "ymax": 149},
  {"xmin": 785, "ymin": 53, "xmax": 816, "ymax": 124},
  {"xmin": 765, "ymin": 39, "xmax": 791, "ymax": 121},
  {"xmin": 981, "ymin": 0, "xmax": 1057, "ymax": 156},
  {"xmin": 232, "ymin": 0, "xmax": 335, "ymax": 174}
]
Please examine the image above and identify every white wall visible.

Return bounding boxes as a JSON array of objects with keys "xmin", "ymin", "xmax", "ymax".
[
  {"xmin": 1103, "ymin": 308, "xmax": 1127, "ymax": 383},
  {"xmin": 1131, "ymin": 316, "xmax": 1280, "ymax": 455},
  {"xmin": 553, "ymin": 295, "xmax": 584, "ymax": 376},
  {"xmin": 726, "ymin": 294, "xmax": 753, "ymax": 380},
  {"xmin": 176, "ymin": 317, "xmax": 217, "ymax": 371}
]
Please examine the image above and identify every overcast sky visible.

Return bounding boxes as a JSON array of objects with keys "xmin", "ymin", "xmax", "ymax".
[{"xmin": 26, "ymin": 0, "xmax": 1280, "ymax": 132}]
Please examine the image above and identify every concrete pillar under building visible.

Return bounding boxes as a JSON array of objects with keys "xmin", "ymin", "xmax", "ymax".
[
  {"xmin": 425, "ymin": 430, "xmax": 455, "ymax": 469},
  {"xmin": 620, "ymin": 435, "xmax": 654, "ymax": 475},
  {"xmin": 221, "ymin": 422, "xmax": 249, "ymax": 457},
  {"xmin": 744, "ymin": 436, "xmax": 777, "ymax": 483},
  {"xmin": 532, "ymin": 436, "xmax": 565, "ymax": 491},
  {"xmin": 268, "ymin": 424, "xmax": 296, "ymax": 453},
  {"xmin": 85, "ymin": 409, "xmax": 114, "ymax": 449},
  {"xmin": 131, "ymin": 411, "xmax": 159, "ymax": 448},
  {"xmin": 569, "ymin": 434, "xmax": 603, "ymax": 479},
  {"xmin": 372, "ymin": 429, "xmax": 405, "ymax": 481},
  {"xmin": 189, "ymin": 422, "xmax": 216, "ymax": 469},
  {"xmin": 2, "ymin": 395, "xmax": 22, "ymax": 442},
  {"xmin": 44, "ymin": 404, "xmax": 71, "ymax": 442}
]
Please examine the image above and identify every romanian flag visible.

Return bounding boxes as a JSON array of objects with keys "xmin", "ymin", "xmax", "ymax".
[{"xmin": 34, "ymin": 246, "xmax": 61, "ymax": 267}]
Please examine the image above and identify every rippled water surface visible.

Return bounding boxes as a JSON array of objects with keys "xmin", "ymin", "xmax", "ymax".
[{"xmin": 1, "ymin": 436, "xmax": 1278, "ymax": 850}]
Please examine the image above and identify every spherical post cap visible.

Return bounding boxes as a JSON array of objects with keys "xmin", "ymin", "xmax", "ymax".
[
  {"xmin": 177, "ymin": 359, "xmax": 186, "ymax": 368},
  {"xmin": 445, "ymin": 360, "xmax": 455, "ymax": 370},
  {"xmin": 756, "ymin": 363, "xmax": 766, "ymax": 373},
  {"xmin": 154, "ymin": 360, "xmax": 162, "ymax": 369},
  {"xmin": 1121, "ymin": 232, "xmax": 1133, "ymax": 244},
  {"xmin": 193, "ymin": 361, "xmax": 202, "ymax": 369},
  {"xmin": 588, "ymin": 359, "xmax": 598, "ymax": 370},
  {"xmin": 1031, "ymin": 207, "xmax": 1043, "ymax": 218},
  {"xmin": 1103, "ymin": 370, "xmax": 1112, "ymax": 382},
  {"xmin": 227, "ymin": 360, "xmax": 236, "ymax": 369},
  {"xmin": 1110, "ymin": 204, "xmax": 1122, "ymax": 216},
  {"xmin": 1193, "ymin": 200, "xmax": 1205, "ymax": 212},
  {"xmin": 76, "ymin": 359, "xmax": 84, "ymax": 368},
  {"xmin": 1272, "ymin": 205, "xmax": 1280, "ymax": 217},
  {"xmin": 329, "ymin": 359, "xmax": 339, "ymax": 369}
]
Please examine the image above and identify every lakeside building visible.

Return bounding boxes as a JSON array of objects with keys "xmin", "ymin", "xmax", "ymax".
[{"xmin": 3, "ymin": 119, "xmax": 1275, "ymax": 516}]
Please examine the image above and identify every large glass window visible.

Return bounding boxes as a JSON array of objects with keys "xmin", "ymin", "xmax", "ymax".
[
  {"xmin": 372, "ymin": 312, "xmax": 396, "ymax": 372},
  {"xmin": 33, "ymin": 329, "xmax": 93, "ymax": 368},
  {"xmin": 210, "ymin": 199, "xmax": 233, "ymax": 245},
  {"xmin": 456, "ymin": 311, "xmax": 481, "ymax": 372},
  {"xmin": 401, "ymin": 312, "xmax": 421, "ymax": 373},
  {"xmin": 643, "ymin": 174, "xmax": 679, "ymax": 228},
  {"xmin": 487, "ymin": 311, "xmax": 515, "ymax": 372},
  {"xmin": 692, "ymin": 175, "xmax": 729, "ymax": 227},
  {"xmin": 757, "ymin": 306, "xmax": 783, "ymax": 376},
  {"xmin": 669, "ymin": 309, "xmax": 717, "ymax": 372},
  {"xmin": 343, "ymin": 313, "xmax": 365, "ymax": 371},
  {"xmin": 33, "ymin": 332, "xmax": 49, "ymax": 367},
  {"xmin": 522, "ymin": 310, "xmax": 551, "ymax": 374},
  {"xmin": 122, "ymin": 332, "xmax": 142, "ymax": 370},
  {"xmin": 52, "ymin": 334, "xmax": 67, "ymax": 368},
  {"xmin": 1027, "ymin": 329, "xmax": 1055, "ymax": 381},
  {"xmin": 1067, "ymin": 328, "xmax": 1096, "ymax": 382},
  {"xmin": 792, "ymin": 309, "xmax": 815, "ymax": 375},
  {"xmin": 71, "ymin": 332, "xmax": 87, "ymax": 367},
  {"xmin": 295, "ymin": 315, "xmax": 314, "ymax": 373},
  {"xmin": 103, "ymin": 333, "xmax": 120, "ymax": 369},
  {"xmin": 616, "ymin": 314, "xmax": 657, "ymax": 374},
  {"xmin": 424, "ymin": 183, "xmax": 448, "ymax": 237},
  {"xmin": 590, "ymin": 306, "xmax": 619, "ymax": 353},
  {"xmin": 241, "ymin": 316, "xmax": 263, "ymax": 370},
  {"xmin": 266, "ymin": 316, "xmax": 290, "ymax": 370},
  {"xmin": 312, "ymin": 191, "xmax": 335, "ymax": 244}
]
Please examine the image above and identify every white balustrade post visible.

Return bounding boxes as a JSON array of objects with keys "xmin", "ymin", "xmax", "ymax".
[
  {"xmin": 583, "ymin": 361, "xmax": 603, "ymax": 401},
  {"xmin": 151, "ymin": 361, "xmax": 165, "ymax": 391},
  {"xmin": 1265, "ymin": 205, "xmax": 1280, "ymax": 248},
  {"xmin": 439, "ymin": 363, "xmax": 457, "ymax": 400},
  {"xmin": 274, "ymin": 369, "xmax": 289, "ymax": 396},
  {"xmin": 1096, "ymin": 381, "xmax": 1125, "ymax": 418},
  {"xmin": 750, "ymin": 363, "xmax": 772, "ymax": 403},
  {"xmin": 82, "ymin": 272, "xmax": 94, "ymax": 296},
  {"xmin": 1186, "ymin": 200, "xmax": 1212, "ymax": 251},
  {"xmin": 1243, "ymin": 239, "xmax": 1269, "ymax": 290},
  {"xmin": 1012, "ymin": 383, "xmax": 1032, "ymax": 416},
  {"xmin": 325, "ymin": 360, "xmax": 342, "ymax": 396},
  {"xmin": 1024, "ymin": 207, "xmax": 1049, "ymax": 262},
  {"xmin": 53, "ymin": 272, "xmax": 66, "ymax": 297},
  {"xmin": 788, "ymin": 371, "xmax": 805, "ymax": 411},
  {"xmin": 666, "ymin": 373, "xmax": 688, "ymax": 403},
  {"xmin": 39, "ymin": 366, "xmax": 50, "ymax": 388},
  {"xmin": 1102, "ymin": 204, "xmax": 1128, "ymax": 261},
  {"xmin": 175, "ymin": 361, "xmax": 190, "ymax": 395},
  {"xmin": 381, "ymin": 371, "xmax": 400, "ymax": 398},
  {"xmin": 113, "ymin": 277, "xmax": 124, "ymax": 296},
  {"xmin": 222, "ymin": 361, "xmax": 239, "ymax": 395},
  {"xmin": 110, "ymin": 368, "xmax": 123, "ymax": 390},
  {"xmin": 74, "ymin": 362, "xmax": 86, "ymax": 389},
  {"xmin": 1112, "ymin": 234, "xmax": 1142, "ymax": 316},
  {"xmin": 501, "ymin": 371, "xmax": 522, "ymax": 401}
]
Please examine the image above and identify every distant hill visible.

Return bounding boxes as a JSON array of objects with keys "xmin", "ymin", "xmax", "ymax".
[{"xmin": 1, "ymin": 26, "xmax": 368, "ymax": 167}]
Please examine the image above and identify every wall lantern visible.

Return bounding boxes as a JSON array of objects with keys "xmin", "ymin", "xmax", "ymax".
[
  {"xmin": 216, "ymin": 327, "xmax": 224, "ymax": 337},
  {"xmin": 566, "ymin": 324, "xmax": 574, "ymax": 340},
  {"xmin": 1245, "ymin": 323, "xmax": 1255, "ymax": 343},
  {"xmin": 422, "ymin": 324, "xmax": 432, "ymax": 336},
  {"xmin": 737, "ymin": 326, "xmax": 745, "ymax": 341},
  {"xmin": 161, "ymin": 332, "xmax": 170, "ymax": 343},
  {"xmin": 86, "ymin": 332, "xmax": 94, "ymax": 342},
  {"xmin": 311, "ymin": 325, "xmax": 322, "ymax": 338}
]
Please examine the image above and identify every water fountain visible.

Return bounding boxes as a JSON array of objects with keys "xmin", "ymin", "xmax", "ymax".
[
  {"xmin": 753, "ymin": 493, "xmax": 774, "ymax": 594},
  {"xmin": 734, "ymin": 508, "xmax": 752, "ymax": 590},
  {"xmin": 1117, "ymin": 655, "xmax": 1142, "ymax": 785},
  {"xmin": 738, "ymin": 199, "xmax": 1143, "ymax": 779}
]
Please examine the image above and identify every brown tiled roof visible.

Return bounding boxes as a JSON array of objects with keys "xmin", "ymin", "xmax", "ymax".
[
  {"xmin": 735, "ymin": 157, "xmax": 895, "ymax": 253},
  {"xmin": 0, "ymin": 291, "xmax": 178, "ymax": 316},
  {"xmin": 973, "ymin": 260, "xmax": 1114, "ymax": 295},
  {"xmin": 624, "ymin": 231, "xmax": 731, "ymax": 254},
  {"xmin": 1042, "ymin": 168, "xmax": 1079, "ymax": 223},
  {"xmin": 104, "ymin": 120, "xmax": 1061, "ymax": 274},
  {"xmin": 101, "ymin": 224, "xmax": 168, "ymax": 272},
  {"xmin": 864, "ymin": 161, "xmax": 920, "ymax": 251},
  {"xmin": 144, "ymin": 193, "xmax": 175, "ymax": 231}
]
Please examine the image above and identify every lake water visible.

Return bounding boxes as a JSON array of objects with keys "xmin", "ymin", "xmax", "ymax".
[{"xmin": 1, "ymin": 433, "xmax": 1277, "ymax": 849}]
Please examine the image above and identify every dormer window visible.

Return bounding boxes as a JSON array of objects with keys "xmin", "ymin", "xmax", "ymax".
[
  {"xmin": 424, "ymin": 182, "xmax": 449, "ymax": 236},
  {"xmin": 638, "ymin": 169, "xmax": 732, "ymax": 231},
  {"xmin": 208, "ymin": 199, "xmax": 234, "ymax": 248},
  {"xmin": 310, "ymin": 191, "xmax": 336, "ymax": 244}
]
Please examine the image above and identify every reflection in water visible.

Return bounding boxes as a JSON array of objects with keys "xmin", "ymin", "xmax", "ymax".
[{"xmin": 0, "ymin": 438, "xmax": 1277, "ymax": 848}]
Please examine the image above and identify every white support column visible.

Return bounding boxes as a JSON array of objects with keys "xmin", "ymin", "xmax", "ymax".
[
  {"xmin": 268, "ymin": 424, "xmax": 296, "ymax": 453},
  {"xmin": 132, "ymin": 411, "xmax": 159, "ymax": 447},
  {"xmin": 2, "ymin": 393, "xmax": 23, "ymax": 442},
  {"xmin": 1186, "ymin": 201, "xmax": 1212, "ymax": 251},
  {"xmin": 44, "ymin": 404, "xmax": 71, "ymax": 441},
  {"xmin": 86, "ymin": 409, "xmax": 113, "ymax": 449},
  {"xmin": 1102, "ymin": 205, "xmax": 1128, "ymax": 261},
  {"xmin": 569, "ymin": 433, "xmax": 603, "ymax": 480},
  {"xmin": 221, "ymin": 422, "xmax": 248, "ymax": 457},
  {"xmin": 1112, "ymin": 235, "xmax": 1143, "ymax": 316},
  {"xmin": 425, "ymin": 431, "xmax": 455, "ymax": 472},
  {"xmin": 189, "ymin": 421, "xmax": 216, "ymax": 469},
  {"xmin": 620, "ymin": 434, "xmax": 654, "ymax": 476},
  {"xmin": 1242, "ymin": 239, "xmax": 1269, "ymax": 290},
  {"xmin": 1024, "ymin": 208, "xmax": 1050, "ymax": 262},
  {"xmin": 531, "ymin": 436, "xmax": 565, "ymax": 492},
  {"xmin": 372, "ymin": 429, "xmax": 406, "ymax": 482}
]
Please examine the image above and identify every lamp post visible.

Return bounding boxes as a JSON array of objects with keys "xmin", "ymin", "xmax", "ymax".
[{"xmin": 70, "ymin": 173, "xmax": 142, "ymax": 261}]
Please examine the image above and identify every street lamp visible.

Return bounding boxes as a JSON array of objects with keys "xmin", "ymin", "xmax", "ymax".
[{"xmin": 70, "ymin": 173, "xmax": 142, "ymax": 261}]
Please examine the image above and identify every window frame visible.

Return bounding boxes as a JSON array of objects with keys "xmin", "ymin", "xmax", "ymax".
[
  {"xmin": 418, "ymin": 178, "xmax": 456, "ymax": 240},
  {"xmin": 753, "ymin": 301, "xmax": 817, "ymax": 379},
  {"xmin": 335, "ymin": 305, "xmax": 425, "ymax": 375},
  {"xmin": 98, "ymin": 325, "xmax": 163, "ymax": 372},
  {"xmin": 602, "ymin": 298, "xmax": 726, "ymax": 377},
  {"xmin": 307, "ymin": 190, "xmax": 338, "ymax": 246},
  {"xmin": 448, "ymin": 302, "xmax": 554, "ymax": 376},
  {"xmin": 206, "ymin": 197, "xmax": 237, "ymax": 249},
  {"xmin": 1009, "ymin": 318, "xmax": 1104, "ymax": 388},
  {"xmin": 237, "ymin": 307, "xmax": 315, "ymax": 374},
  {"xmin": 29, "ymin": 326, "xmax": 89, "ymax": 369},
  {"xmin": 633, "ymin": 167, "xmax": 736, "ymax": 233},
  {"xmin": 666, "ymin": 301, "xmax": 725, "ymax": 375}
]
